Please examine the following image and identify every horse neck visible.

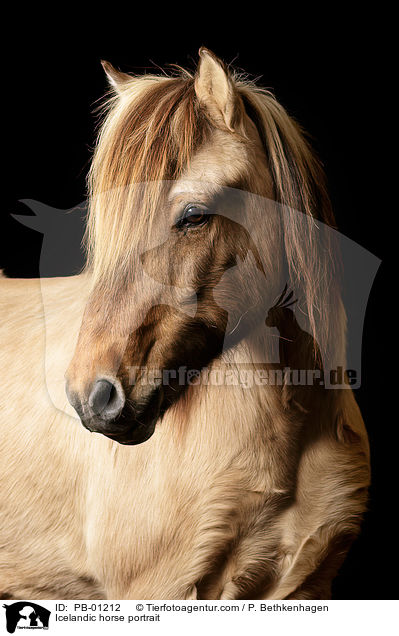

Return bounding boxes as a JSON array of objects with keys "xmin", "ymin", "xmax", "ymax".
[
  {"xmin": 177, "ymin": 330, "xmax": 293, "ymax": 447},
  {"xmin": 161, "ymin": 362, "xmax": 295, "ymax": 494}
]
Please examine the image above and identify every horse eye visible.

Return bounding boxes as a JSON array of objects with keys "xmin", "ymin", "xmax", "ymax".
[{"xmin": 177, "ymin": 205, "xmax": 210, "ymax": 229}]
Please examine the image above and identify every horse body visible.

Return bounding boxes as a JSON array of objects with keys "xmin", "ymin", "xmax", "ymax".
[{"xmin": 0, "ymin": 49, "xmax": 370, "ymax": 599}]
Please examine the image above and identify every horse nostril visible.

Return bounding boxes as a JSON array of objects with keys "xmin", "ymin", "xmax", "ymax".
[{"xmin": 88, "ymin": 379, "xmax": 125, "ymax": 420}]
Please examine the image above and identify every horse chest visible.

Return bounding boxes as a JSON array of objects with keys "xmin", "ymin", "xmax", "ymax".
[{"xmin": 83, "ymin": 455, "xmax": 289, "ymax": 599}]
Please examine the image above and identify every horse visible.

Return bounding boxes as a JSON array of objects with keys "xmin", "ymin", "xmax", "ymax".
[{"xmin": 0, "ymin": 48, "xmax": 369, "ymax": 600}]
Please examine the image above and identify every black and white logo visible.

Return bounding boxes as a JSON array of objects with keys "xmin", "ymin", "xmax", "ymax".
[{"xmin": 2, "ymin": 602, "xmax": 50, "ymax": 633}]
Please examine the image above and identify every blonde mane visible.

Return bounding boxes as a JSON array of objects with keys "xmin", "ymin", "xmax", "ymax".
[{"xmin": 86, "ymin": 74, "xmax": 210, "ymax": 281}]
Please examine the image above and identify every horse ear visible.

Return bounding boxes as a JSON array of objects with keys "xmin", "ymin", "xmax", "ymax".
[
  {"xmin": 101, "ymin": 60, "xmax": 132, "ymax": 93},
  {"xmin": 194, "ymin": 48, "xmax": 242, "ymax": 132}
]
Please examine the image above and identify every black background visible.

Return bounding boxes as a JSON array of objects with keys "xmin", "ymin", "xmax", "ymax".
[{"xmin": 1, "ymin": 17, "xmax": 392, "ymax": 598}]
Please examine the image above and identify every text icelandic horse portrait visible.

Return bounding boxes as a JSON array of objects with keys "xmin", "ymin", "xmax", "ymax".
[{"xmin": 0, "ymin": 49, "xmax": 370, "ymax": 600}]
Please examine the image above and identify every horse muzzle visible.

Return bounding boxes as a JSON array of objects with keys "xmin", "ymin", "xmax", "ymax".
[{"xmin": 65, "ymin": 377, "xmax": 163, "ymax": 445}]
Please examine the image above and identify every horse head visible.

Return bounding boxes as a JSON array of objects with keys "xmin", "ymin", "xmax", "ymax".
[{"xmin": 65, "ymin": 49, "xmax": 339, "ymax": 444}]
